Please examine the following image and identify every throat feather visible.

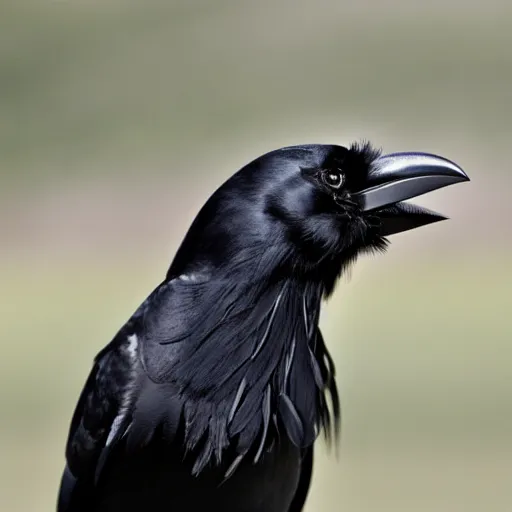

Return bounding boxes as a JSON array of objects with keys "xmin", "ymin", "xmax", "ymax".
[{"xmin": 153, "ymin": 278, "xmax": 340, "ymax": 476}]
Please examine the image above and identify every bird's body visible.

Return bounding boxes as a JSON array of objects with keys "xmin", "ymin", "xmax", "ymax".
[
  {"xmin": 58, "ymin": 143, "xmax": 468, "ymax": 511},
  {"xmin": 61, "ymin": 274, "xmax": 329, "ymax": 512}
]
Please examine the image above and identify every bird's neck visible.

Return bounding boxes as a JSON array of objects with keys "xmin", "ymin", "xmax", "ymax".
[{"xmin": 156, "ymin": 274, "xmax": 338, "ymax": 473}]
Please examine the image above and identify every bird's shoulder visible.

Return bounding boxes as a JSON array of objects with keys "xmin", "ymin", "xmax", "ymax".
[{"xmin": 59, "ymin": 283, "xmax": 184, "ymax": 510}]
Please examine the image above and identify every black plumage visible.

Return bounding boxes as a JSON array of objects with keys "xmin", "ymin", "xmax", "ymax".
[{"xmin": 58, "ymin": 142, "xmax": 468, "ymax": 511}]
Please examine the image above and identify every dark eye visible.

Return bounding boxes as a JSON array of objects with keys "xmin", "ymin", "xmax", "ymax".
[{"xmin": 322, "ymin": 170, "xmax": 344, "ymax": 189}]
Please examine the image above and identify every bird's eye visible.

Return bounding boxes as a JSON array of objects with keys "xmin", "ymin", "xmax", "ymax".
[{"xmin": 322, "ymin": 170, "xmax": 344, "ymax": 189}]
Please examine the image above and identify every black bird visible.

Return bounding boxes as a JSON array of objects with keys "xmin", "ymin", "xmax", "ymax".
[{"xmin": 58, "ymin": 142, "xmax": 468, "ymax": 512}]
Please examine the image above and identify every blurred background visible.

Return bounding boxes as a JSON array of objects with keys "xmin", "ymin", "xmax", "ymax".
[{"xmin": 1, "ymin": 1, "xmax": 511, "ymax": 511}]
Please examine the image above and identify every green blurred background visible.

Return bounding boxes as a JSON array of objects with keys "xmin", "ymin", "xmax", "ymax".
[{"xmin": 1, "ymin": 1, "xmax": 511, "ymax": 510}]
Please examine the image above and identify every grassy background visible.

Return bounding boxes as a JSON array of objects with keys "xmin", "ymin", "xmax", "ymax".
[{"xmin": 1, "ymin": 1, "xmax": 511, "ymax": 511}]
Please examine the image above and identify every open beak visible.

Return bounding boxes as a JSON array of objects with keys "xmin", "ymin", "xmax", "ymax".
[{"xmin": 352, "ymin": 152, "xmax": 469, "ymax": 236}]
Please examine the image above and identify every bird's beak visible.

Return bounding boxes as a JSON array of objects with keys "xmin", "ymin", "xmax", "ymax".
[{"xmin": 352, "ymin": 152, "xmax": 469, "ymax": 236}]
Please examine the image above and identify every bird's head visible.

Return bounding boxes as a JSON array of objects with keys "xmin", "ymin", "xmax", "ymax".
[{"xmin": 168, "ymin": 142, "xmax": 468, "ymax": 293}]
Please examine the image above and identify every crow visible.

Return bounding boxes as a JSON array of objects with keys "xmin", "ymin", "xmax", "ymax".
[{"xmin": 57, "ymin": 142, "xmax": 468, "ymax": 512}]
